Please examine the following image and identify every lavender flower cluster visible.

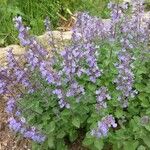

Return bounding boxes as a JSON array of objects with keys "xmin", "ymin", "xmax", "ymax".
[
  {"xmin": 72, "ymin": 12, "xmax": 110, "ymax": 42},
  {"xmin": 14, "ymin": 16, "xmax": 48, "ymax": 71},
  {"xmin": 91, "ymin": 115, "xmax": 117, "ymax": 138},
  {"xmin": 52, "ymin": 88, "xmax": 70, "ymax": 108},
  {"xmin": 108, "ymin": 0, "xmax": 149, "ymax": 107},
  {"xmin": 114, "ymin": 51, "xmax": 135, "ymax": 107},
  {"xmin": 61, "ymin": 43, "xmax": 101, "ymax": 83},
  {"xmin": 0, "ymin": 67, "xmax": 8, "ymax": 95},
  {"xmin": 95, "ymin": 87, "xmax": 111, "ymax": 109},
  {"xmin": 8, "ymin": 117, "xmax": 46, "ymax": 143},
  {"xmin": 7, "ymin": 49, "xmax": 32, "ymax": 91},
  {"xmin": 6, "ymin": 96, "xmax": 46, "ymax": 143}
]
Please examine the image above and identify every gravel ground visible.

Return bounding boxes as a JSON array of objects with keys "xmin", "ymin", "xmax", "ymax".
[{"xmin": 0, "ymin": 97, "xmax": 31, "ymax": 150}]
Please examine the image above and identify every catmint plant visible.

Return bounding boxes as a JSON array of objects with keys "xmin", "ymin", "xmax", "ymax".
[
  {"xmin": 91, "ymin": 115, "xmax": 117, "ymax": 138},
  {"xmin": 0, "ymin": 0, "xmax": 150, "ymax": 149}
]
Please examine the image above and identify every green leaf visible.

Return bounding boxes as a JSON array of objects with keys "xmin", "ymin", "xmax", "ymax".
[
  {"xmin": 142, "ymin": 136, "xmax": 150, "ymax": 148},
  {"xmin": 57, "ymin": 131, "xmax": 66, "ymax": 138},
  {"xmin": 48, "ymin": 137, "xmax": 54, "ymax": 148},
  {"xmin": 135, "ymin": 83, "xmax": 145, "ymax": 92},
  {"xmin": 144, "ymin": 125, "xmax": 150, "ymax": 132},
  {"xmin": 87, "ymin": 84, "xmax": 97, "ymax": 91},
  {"xmin": 32, "ymin": 142, "xmax": 41, "ymax": 150},
  {"xmin": 83, "ymin": 137, "xmax": 94, "ymax": 146},
  {"xmin": 138, "ymin": 93, "xmax": 148, "ymax": 102},
  {"xmin": 42, "ymin": 113, "xmax": 51, "ymax": 121},
  {"xmin": 141, "ymin": 99, "xmax": 149, "ymax": 107},
  {"xmin": 69, "ymin": 130, "xmax": 78, "ymax": 142},
  {"xmin": 47, "ymin": 121, "xmax": 55, "ymax": 133},
  {"xmin": 129, "ymin": 119, "xmax": 140, "ymax": 132},
  {"xmin": 56, "ymin": 140, "xmax": 67, "ymax": 150},
  {"xmin": 123, "ymin": 141, "xmax": 139, "ymax": 150},
  {"xmin": 72, "ymin": 117, "xmax": 80, "ymax": 128},
  {"xmin": 115, "ymin": 109, "xmax": 123, "ymax": 118},
  {"xmin": 138, "ymin": 93, "xmax": 149, "ymax": 107},
  {"xmin": 146, "ymin": 108, "xmax": 150, "ymax": 115},
  {"xmin": 94, "ymin": 139, "xmax": 104, "ymax": 150},
  {"xmin": 61, "ymin": 109, "xmax": 70, "ymax": 116},
  {"xmin": 137, "ymin": 145, "xmax": 146, "ymax": 150},
  {"xmin": 137, "ymin": 66, "xmax": 147, "ymax": 75}
]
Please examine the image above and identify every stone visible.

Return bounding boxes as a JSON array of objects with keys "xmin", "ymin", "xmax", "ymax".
[{"xmin": 0, "ymin": 30, "xmax": 72, "ymax": 64}]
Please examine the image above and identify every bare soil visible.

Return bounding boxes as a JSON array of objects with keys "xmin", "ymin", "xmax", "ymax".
[{"xmin": 0, "ymin": 97, "xmax": 31, "ymax": 150}]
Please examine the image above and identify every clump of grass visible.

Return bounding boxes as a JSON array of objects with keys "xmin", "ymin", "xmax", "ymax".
[{"xmin": 0, "ymin": 0, "xmax": 109, "ymax": 47}]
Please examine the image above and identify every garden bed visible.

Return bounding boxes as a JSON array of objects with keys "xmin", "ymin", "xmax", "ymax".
[{"xmin": 0, "ymin": 1, "xmax": 150, "ymax": 149}]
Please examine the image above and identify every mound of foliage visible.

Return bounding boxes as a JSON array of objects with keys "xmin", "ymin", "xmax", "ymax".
[{"xmin": 0, "ymin": 0, "xmax": 150, "ymax": 149}]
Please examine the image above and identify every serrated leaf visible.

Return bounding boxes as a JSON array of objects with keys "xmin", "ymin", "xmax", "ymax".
[
  {"xmin": 61, "ymin": 109, "xmax": 70, "ymax": 116},
  {"xmin": 144, "ymin": 125, "xmax": 150, "ymax": 132},
  {"xmin": 94, "ymin": 139, "xmax": 104, "ymax": 150},
  {"xmin": 72, "ymin": 117, "xmax": 80, "ymax": 128},
  {"xmin": 83, "ymin": 137, "xmax": 93, "ymax": 146},
  {"xmin": 135, "ymin": 83, "xmax": 145, "ymax": 92},
  {"xmin": 56, "ymin": 140, "xmax": 67, "ymax": 150},
  {"xmin": 123, "ymin": 141, "xmax": 139, "ymax": 150},
  {"xmin": 115, "ymin": 109, "xmax": 123, "ymax": 118},
  {"xmin": 47, "ymin": 121, "xmax": 55, "ymax": 133},
  {"xmin": 137, "ymin": 145, "xmax": 146, "ymax": 150},
  {"xmin": 69, "ymin": 130, "xmax": 78, "ymax": 142},
  {"xmin": 87, "ymin": 84, "xmax": 97, "ymax": 91},
  {"xmin": 48, "ymin": 137, "xmax": 54, "ymax": 148},
  {"xmin": 137, "ymin": 66, "xmax": 147, "ymax": 75},
  {"xmin": 141, "ymin": 99, "xmax": 149, "ymax": 107},
  {"xmin": 146, "ymin": 108, "xmax": 150, "ymax": 115},
  {"xmin": 142, "ymin": 136, "xmax": 150, "ymax": 148},
  {"xmin": 57, "ymin": 131, "xmax": 66, "ymax": 138},
  {"xmin": 138, "ymin": 93, "xmax": 146, "ymax": 101}
]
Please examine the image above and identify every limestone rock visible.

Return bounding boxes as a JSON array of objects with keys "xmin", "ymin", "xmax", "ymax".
[
  {"xmin": 0, "ymin": 31, "xmax": 72, "ymax": 64},
  {"xmin": 0, "ymin": 45, "xmax": 24, "ymax": 64}
]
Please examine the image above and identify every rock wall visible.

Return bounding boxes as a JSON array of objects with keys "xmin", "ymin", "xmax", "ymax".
[{"xmin": 0, "ymin": 31, "xmax": 72, "ymax": 64}]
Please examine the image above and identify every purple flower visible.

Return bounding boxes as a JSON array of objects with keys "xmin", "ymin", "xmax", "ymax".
[
  {"xmin": 91, "ymin": 115, "xmax": 117, "ymax": 138},
  {"xmin": 6, "ymin": 98, "xmax": 16, "ymax": 114},
  {"xmin": 15, "ymin": 111, "xmax": 21, "ymax": 116},
  {"xmin": 0, "ymin": 79, "xmax": 7, "ymax": 95},
  {"xmin": 6, "ymin": 48, "xmax": 33, "ymax": 92},
  {"xmin": 39, "ymin": 61, "xmax": 61, "ymax": 86},
  {"xmin": 66, "ymin": 81, "xmax": 85, "ymax": 98},
  {"xmin": 95, "ymin": 87, "xmax": 111, "ymax": 109},
  {"xmin": 98, "ymin": 122, "xmax": 108, "ymax": 136},
  {"xmin": 61, "ymin": 43, "xmax": 102, "ymax": 83},
  {"xmin": 8, "ymin": 116, "xmax": 46, "ymax": 143},
  {"xmin": 72, "ymin": 12, "xmax": 108, "ymax": 42},
  {"xmin": 53, "ymin": 89, "xmax": 62, "ymax": 98},
  {"xmin": 14, "ymin": 16, "xmax": 48, "ymax": 72},
  {"xmin": 83, "ymin": 43, "xmax": 102, "ymax": 82},
  {"xmin": 115, "ymin": 51, "xmax": 135, "ymax": 107},
  {"xmin": 24, "ymin": 128, "xmax": 46, "ymax": 143},
  {"xmin": 8, "ymin": 117, "xmax": 22, "ymax": 132},
  {"xmin": 58, "ymin": 99, "xmax": 70, "ymax": 109},
  {"xmin": 13, "ymin": 16, "xmax": 31, "ymax": 46}
]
